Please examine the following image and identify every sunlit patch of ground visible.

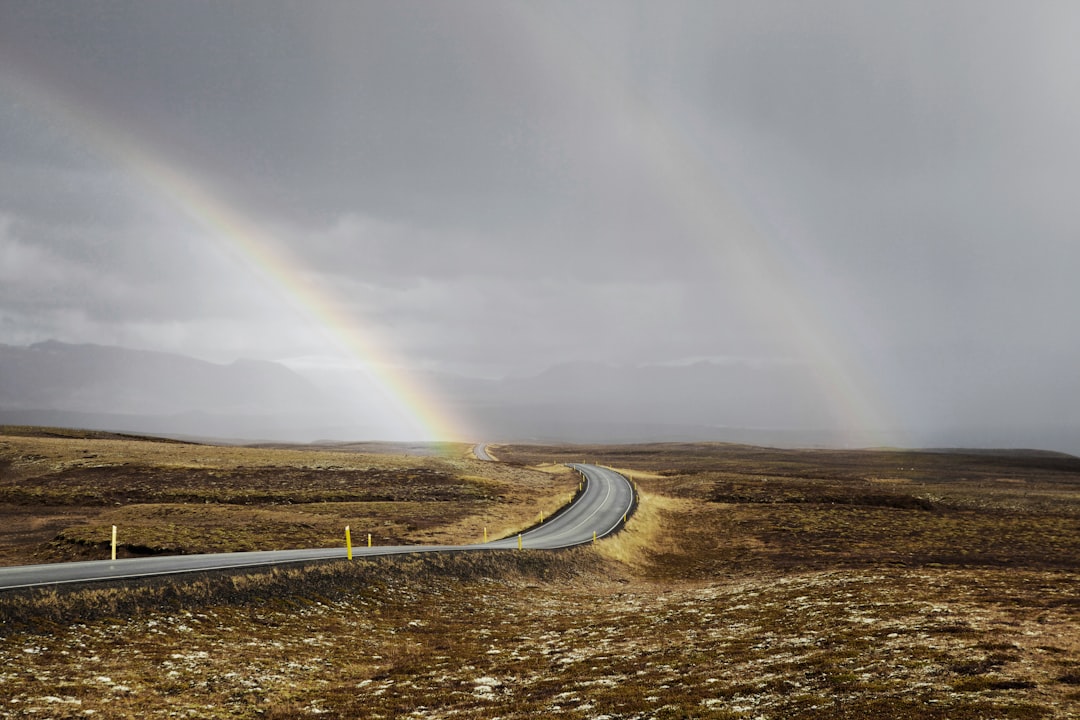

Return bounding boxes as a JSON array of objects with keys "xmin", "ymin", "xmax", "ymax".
[{"xmin": 0, "ymin": 430, "xmax": 576, "ymax": 564}]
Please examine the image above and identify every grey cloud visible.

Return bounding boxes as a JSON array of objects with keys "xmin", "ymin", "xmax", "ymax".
[
  {"xmin": 1, "ymin": 3, "xmax": 581, "ymax": 225},
  {"xmin": 2, "ymin": 1, "xmax": 1079, "ymax": 449}
]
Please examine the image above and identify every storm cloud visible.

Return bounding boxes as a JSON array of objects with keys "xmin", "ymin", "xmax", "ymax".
[{"xmin": 1, "ymin": 1, "xmax": 1078, "ymax": 449}]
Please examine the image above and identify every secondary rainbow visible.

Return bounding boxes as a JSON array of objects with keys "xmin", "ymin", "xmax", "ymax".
[{"xmin": 510, "ymin": 5, "xmax": 902, "ymax": 446}]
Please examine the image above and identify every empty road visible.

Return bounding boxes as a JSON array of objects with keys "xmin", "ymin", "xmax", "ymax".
[{"xmin": 0, "ymin": 464, "xmax": 634, "ymax": 591}]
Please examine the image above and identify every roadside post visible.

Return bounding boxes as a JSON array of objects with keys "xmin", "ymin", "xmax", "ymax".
[
  {"xmin": 345, "ymin": 525, "xmax": 353, "ymax": 560},
  {"xmin": 111, "ymin": 525, "xmax": 117, "ymax": 561}
]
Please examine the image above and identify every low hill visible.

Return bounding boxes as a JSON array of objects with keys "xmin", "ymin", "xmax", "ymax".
[{"xmin": 0, "ymin": 340, "xmax": 320, "ymax": 415}]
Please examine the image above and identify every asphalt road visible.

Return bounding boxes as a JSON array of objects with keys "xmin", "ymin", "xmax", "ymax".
[
  {"xmin": 0, "ymin": 463, "xmax": 634, "ymax": 591},
  {"xmin": 473, "ymin": 442, "xmax": 494, "ymax": 461}
]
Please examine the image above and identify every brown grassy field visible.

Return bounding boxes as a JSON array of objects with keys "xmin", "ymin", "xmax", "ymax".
[
  {"xmin": 0, "ymin": 428, "xmax": 576, "ymax": 564},
  {"xmin": 1, "ymin": 435, "xmax": 1078, "ymax": 718}
]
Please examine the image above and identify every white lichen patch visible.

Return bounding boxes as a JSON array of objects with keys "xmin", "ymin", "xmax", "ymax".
[{"xmin": 0, "ymin": 565, "xmax": 1073, "ymax": 718}]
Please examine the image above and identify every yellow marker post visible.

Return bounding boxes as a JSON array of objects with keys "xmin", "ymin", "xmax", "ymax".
[
  {"xmin": 111, "ymin": 525, "xmax": 117, "ymax": 561},
  {"xmin": 345, "ymin": 525, "xmax": 353, "ymax": 560},
  {"xmin": 518, "ymin": 533, "xmax": 522, "ymax": 550},
  {"xmin": 623, "ymin": 512, "xmax": 627, "ymax": 524},
  {"xmin": 592, "ymin": 530, "xmax": 597, "ymax": 544},
  {"xmin": 368, "ymin": 533, "xmax": 372, "ymax": 548},
  {"xmin": 539, "ymin": 510, "xmax": 544, "ymax": 523},
  {"xmin": 484, "ymin": 527, "xmax": 488, "ymax": 543}
]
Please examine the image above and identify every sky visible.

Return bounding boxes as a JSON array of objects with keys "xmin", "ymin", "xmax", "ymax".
[{"xmin": 1, "ymin": 1, "xmax": 1079, "ymax": 448}]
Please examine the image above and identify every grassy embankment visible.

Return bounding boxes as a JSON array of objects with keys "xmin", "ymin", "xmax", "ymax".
[{"xmin": 0, "ymin": 434, "xmax": 1078, "ymax": 718}]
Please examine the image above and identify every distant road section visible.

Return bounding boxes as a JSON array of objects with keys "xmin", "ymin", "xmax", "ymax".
[
  {"xmin": 473, "ymin": 443, "xmax": 496, "ymax": 461},
  {"xmin": 0, "ymin": 464, "xmax": 633, "ymax": 591}
]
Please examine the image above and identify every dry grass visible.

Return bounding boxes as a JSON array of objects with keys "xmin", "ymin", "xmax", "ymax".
[
  {"xmin": 0, "ymin": 429, "xmax": 576, "ymax": 564},
  {"xmin": 1, "ymin": 560, "xmax": 1075, "ymax": 718},
  {"xmin": 592, "ymin": 490, "xmax": 683, "ymax": 569},
  {"xmin": 1, "ymin": 437, "xmax": 1078, "ymax": 718}
]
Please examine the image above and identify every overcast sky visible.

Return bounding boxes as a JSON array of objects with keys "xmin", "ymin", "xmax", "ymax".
[{"xmin": 2, "ymin": 1, "xmax": 1079, "ymax": 448}]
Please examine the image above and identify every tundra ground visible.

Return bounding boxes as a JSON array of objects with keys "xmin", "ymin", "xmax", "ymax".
[
  {"xmin": 0, "ymin": 428, "xmax": 573, "ymax": 564},
  {"xmin": 1, "ymin": 434, "xmax": 1077, "ymax": 718}
]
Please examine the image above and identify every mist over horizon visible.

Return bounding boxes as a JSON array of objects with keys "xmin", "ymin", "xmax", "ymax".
[
  {"xmin": 1, "ymin": 339, "xmax": 1076, "ymax": 456},
  {"xmin": 3, "ymin": 3, "xmax": 1079, "ymax": 452}
]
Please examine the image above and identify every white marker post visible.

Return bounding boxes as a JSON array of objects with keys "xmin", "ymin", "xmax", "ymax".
[{"xmin": 111, "ymin": 525, "xmax": 117, "ymax": 561}]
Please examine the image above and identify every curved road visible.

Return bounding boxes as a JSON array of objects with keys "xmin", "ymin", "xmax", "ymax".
[
  {"xmin": 0, "ymin": 464, "xmax": 634, "ymax": 591},
  {"xmin": 473, "ymin": 443, "xmax": 494, "ymax": 461}
]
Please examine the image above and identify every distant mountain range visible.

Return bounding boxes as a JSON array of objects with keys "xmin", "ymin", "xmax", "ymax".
[
  {"xmin": 0, "ymin": 340, "xmax": 319, "ymax": 416},
  {"xmin": 0, "ymin": 341, "xmax": 357, "ymax": 441},
  {"xmin": 3, "ymin": 340, "xmax": 1074, "ymax": 453},
  {"xmin": 436, "ymin": 360, "xmax": 848, "ymax": 445},
  {"xmin": 0, "ymin": 340, "xmax": 844, "ymax": 445}
]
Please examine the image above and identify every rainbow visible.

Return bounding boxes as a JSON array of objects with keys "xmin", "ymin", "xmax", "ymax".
[
  {"xmin": 3, "ymin": 15, "xmax": 903, "ymax": 448},
  {"xmin": 510, "ymin": 6, "xmax": 902, "ymax": 447},
  {"xmin": 0, "ymin": 60, "xmax": 472, "ymax": 444}
]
